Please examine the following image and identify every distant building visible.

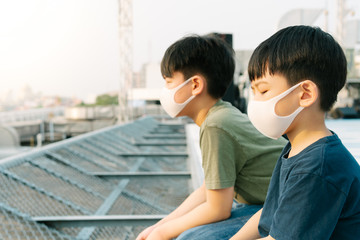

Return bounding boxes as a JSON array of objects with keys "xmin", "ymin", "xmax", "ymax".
[
  {"xmin": 144, "ymin": 62, "xmax": 162, "ymax": 88},
  {"xmin": 129, "ymin": 62, "xmax": 162, "ymax": 102}
]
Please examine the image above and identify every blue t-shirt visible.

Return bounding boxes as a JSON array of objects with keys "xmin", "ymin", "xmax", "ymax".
[{"xmin": 259, "ymin": 133, "xmax": 360, "ymax": 239}]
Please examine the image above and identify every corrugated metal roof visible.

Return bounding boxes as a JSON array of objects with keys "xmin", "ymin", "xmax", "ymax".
[{"xmin": 0, "ymin": 116, "xmax": 192, "ymax": 240}]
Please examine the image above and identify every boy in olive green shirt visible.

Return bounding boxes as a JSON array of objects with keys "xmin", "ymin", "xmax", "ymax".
[
  {"xmin": 201, "ymin": 100, "xmax": 285, "ymax": 205},
  {"xmin": 136, "ymin": 34, "xmax": 286, "ymax": 240}
]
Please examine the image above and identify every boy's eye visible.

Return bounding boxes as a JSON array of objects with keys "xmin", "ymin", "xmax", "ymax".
[{"xmin": 260, "ymin": 90, "xmax": 268, "ymax": 95}]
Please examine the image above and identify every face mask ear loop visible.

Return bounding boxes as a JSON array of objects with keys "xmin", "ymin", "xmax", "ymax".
[
  {"xmin": 274, "ymin": 82, "xmax": 303, "ymax": 102},
  {"xmin": 271, "ymin": 82, "xmax": 304, "ymax": 117},
  {"xmin": 172, "ymin": 77, "xmax": 193, "ymax": 93},
  {"xmin": 172, "ymin": 78, "xmax": 194, "ymax": 103}
]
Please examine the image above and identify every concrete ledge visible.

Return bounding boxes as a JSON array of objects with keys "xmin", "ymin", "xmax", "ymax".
[
  {"xmin": 186, "ymin": 124, "xmax": 204, "ymax": 190},
  {"xmin": 92, "ymin": 171, "xmax": 191, "ymax": 178},
  {"xmin": 34, "ymin": 215, "xmax": 166, "ymax": 227}
]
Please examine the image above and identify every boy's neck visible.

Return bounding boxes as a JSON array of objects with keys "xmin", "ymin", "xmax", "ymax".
[
  {"xmin": 188, "ymin": 97, "xmax": 219, "ymax": 126},
  {"xmin": 286, "ymin": 112, "xmax": 332, "ymax": 158}
]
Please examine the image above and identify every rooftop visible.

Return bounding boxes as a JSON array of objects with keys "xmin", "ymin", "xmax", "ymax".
[
  {"xmin": 0, "ymin": 116, "xmax": 193, "ymax": 239},
  {"xmin": 0, "ymin": 116, "xmax": 358, "ymax": 239}
]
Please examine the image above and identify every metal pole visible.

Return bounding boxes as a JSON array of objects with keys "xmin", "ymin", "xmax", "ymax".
[{"xmin": 118, "ymin": 0, "xmax": 133, "ymax": 123}]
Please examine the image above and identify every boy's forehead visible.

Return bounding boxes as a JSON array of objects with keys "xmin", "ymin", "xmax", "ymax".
[
  {"xmin": 251, "ymin": 79, "xmax": 267, "ymax": 86},
  {"xmin": 170, "ymin": 71, "xmax": 185, "ymax": 79},
  {"xmin": 251, "ymin": 73, "xmax": 289, "ymax": 86},
  {"xmin": 163, "ymin": 71, "xmax": 187, "ymax": 82},
  {"xmin": 251, "ymin": 72, "xmax": 271, "ymax": 85}
]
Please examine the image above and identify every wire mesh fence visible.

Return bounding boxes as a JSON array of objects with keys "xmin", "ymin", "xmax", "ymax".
[{"xmin": 0, "ymin": 116, "xmax": 192, "ymax": 239}]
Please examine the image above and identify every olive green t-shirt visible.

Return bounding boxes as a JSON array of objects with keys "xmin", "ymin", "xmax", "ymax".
[{"xmin": 200, "ymin": 100, "xmax": 287, "ymax": 204}]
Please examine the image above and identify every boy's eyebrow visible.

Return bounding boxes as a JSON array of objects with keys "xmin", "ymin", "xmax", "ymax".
[{"xmin": 252, "ymin": 80, "xmax": 269, "ymax": 87}]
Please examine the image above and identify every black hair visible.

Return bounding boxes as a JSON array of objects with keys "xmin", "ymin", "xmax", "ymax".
[
  {"xmin": 248, "ymin": 25, "xmax": 347, "ymax": 111},
  {"xmin": 161, "ymin": 34, "xmax": 235, "ymax": 99}
]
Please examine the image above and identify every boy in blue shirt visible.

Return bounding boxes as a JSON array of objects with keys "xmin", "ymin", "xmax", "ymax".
[{"xmin": 231, "ymin": 25, "xmax": 360, "ymax": 239}]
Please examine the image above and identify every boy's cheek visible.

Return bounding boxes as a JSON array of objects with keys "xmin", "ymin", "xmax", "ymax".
[
  {"xmin": 275, "ymin": 95, "xmax": 300, "ymax": 116},
  {"xmin": 174, "ymin": 88, "xmax": 193, "ymax": 104},
  {"xmin": 165, "ymin": 82, "xmax": 178, "ymax": 89}
]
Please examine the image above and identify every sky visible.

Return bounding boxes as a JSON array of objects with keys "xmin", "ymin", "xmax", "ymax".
[{"xmin": 0, "ymin": 0, "xmax": 359, "ymax": 102}]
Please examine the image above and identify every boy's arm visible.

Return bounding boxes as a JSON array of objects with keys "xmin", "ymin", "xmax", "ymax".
[
  {"xmin": 136, "ymin": 182, "xmax": 207, "ymax": 240},
  {"xmin": 146, "ymin": 185, "xmax": 234, "ymax": 240},
  {"xmin": 229, "ymin": 208, "xmax": 275, "ymax": 240},
  {"xmin": 230, "ymin": 208, "xmax": 263, "ymax": 240}
]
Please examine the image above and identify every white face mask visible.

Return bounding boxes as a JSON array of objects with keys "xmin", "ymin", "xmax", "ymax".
[
  {"xmin": 160, "ymin": 77, "xmax": 196, "ymax": 118},
  {"xmin": 247, "ymin": 82, "xmax": 304, "ymax": 139}
]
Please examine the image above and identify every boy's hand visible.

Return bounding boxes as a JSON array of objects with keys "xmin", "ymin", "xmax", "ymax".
[
  {"xmin": 145, "ymin": 226, "xmax": 168, "ymax": 240},
  {"xmin": 136, "ymin": 225, "xmax": 157, "ymax": 240},
  {"xmin": 230, "ymin": 208, "xmax": 263, "ymax": 240}
]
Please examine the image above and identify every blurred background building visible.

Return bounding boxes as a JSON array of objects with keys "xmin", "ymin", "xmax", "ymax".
[{"xmin": 2, "ymin": 0, "xmax": 360, "ymax": 155}]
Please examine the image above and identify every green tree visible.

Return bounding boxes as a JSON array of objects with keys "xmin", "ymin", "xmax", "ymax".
[{"xmin": 95, "ymin": 94, "xmax": 118, "ymax": 105}]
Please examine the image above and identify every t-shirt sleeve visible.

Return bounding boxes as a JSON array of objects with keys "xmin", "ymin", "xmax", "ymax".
[
  {"xmin": 268, "ymin": 173, "xmax": 346, "ymax": 240},
  {"xmin": 201, "ymin": 126, "xmax": 239, "ymax": 190}
]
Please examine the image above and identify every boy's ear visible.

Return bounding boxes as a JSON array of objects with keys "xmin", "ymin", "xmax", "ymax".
[
  {"xmin": 299, "ymin": 80, "xmax": 319, "ymax": 107},
  {"xmin": 191, "ymin": 75, "xmax": 206, "ymax": 95}
]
